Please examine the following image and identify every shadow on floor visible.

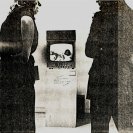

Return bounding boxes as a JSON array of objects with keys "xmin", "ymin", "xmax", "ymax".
[{"xmin": 76, "ymin": 113, "xmax": 91, "ymax": 127}]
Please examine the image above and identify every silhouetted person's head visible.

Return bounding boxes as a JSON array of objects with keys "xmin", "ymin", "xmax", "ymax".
[
  {"xmin": 96, "ymin": 0, "xmax": 119, "ymax": 12},
  {"xmin": 14, "ymin": 0, "xmax": 41, "ymax": 14}
]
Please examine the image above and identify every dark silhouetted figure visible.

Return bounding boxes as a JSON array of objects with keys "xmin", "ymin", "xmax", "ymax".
[
  {"xmin": 0, "ymin": 0, "xmax": 41, "ymax": 132},
  {"xmin": 85, "ymin": 0, "xmax": 118, "ymax": 132},
  {"xmin": 85, "ymin": 0, "xmax": 133, "ymax": 132}
]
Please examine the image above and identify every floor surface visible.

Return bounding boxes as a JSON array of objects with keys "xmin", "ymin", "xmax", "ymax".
[{"xmin": 36, "ymin": 113, "xmax": 118, "ymax": 133}]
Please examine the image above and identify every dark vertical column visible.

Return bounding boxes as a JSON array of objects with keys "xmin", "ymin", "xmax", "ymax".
[
  {"xmin": 0, "ymin": 58, "xmax": 1, "ymax": 132},
  {"xmin": 118, "ymin": 0, "xmax": 133, "ymax": 131}
]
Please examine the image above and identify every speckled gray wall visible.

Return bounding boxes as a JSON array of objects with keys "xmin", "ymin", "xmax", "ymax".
[{"xmin": 118, "ymin": 0, "xmax": 133, "ymax": 131}]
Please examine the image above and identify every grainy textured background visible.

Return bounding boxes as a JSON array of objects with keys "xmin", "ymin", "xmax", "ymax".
[{"xmin": 118, "ymin": 0, "xmax": 133, "ymax": 131}]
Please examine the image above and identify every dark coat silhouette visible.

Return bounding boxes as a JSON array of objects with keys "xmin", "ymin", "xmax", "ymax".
[
  {"xmin": 85, "ymin": 0, "xmax": 133, "ymax": 132},
  {"xmin": 0, "ymin": 6, "xmax": 38, "ymax": 133}
]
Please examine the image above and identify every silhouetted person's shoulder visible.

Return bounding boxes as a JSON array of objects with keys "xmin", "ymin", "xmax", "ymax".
[
  {"xmin": 93, "ymin": 11, "xmax": 101, "ymax": 17},
  {"xmin": 92, "ymin": 11, "xmax": 102, "ymax": 21},
  {"xmin": 85, "ymin": 11, "xmax": 102, "ymax": 58}
]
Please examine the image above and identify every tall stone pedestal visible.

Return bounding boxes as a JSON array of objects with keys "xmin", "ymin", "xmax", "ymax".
[{"xmin": 45, "ymin": 69, "xmax": 77, "ymax": 127}]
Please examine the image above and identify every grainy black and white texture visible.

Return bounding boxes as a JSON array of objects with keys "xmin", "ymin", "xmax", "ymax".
[
  {"xmin": 0, "ymin": 5, "xmax": 38, "ymax": 133},
  {"xmin": 85, "ymin": 0, "xmax": 133, "ymax": 132}
]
